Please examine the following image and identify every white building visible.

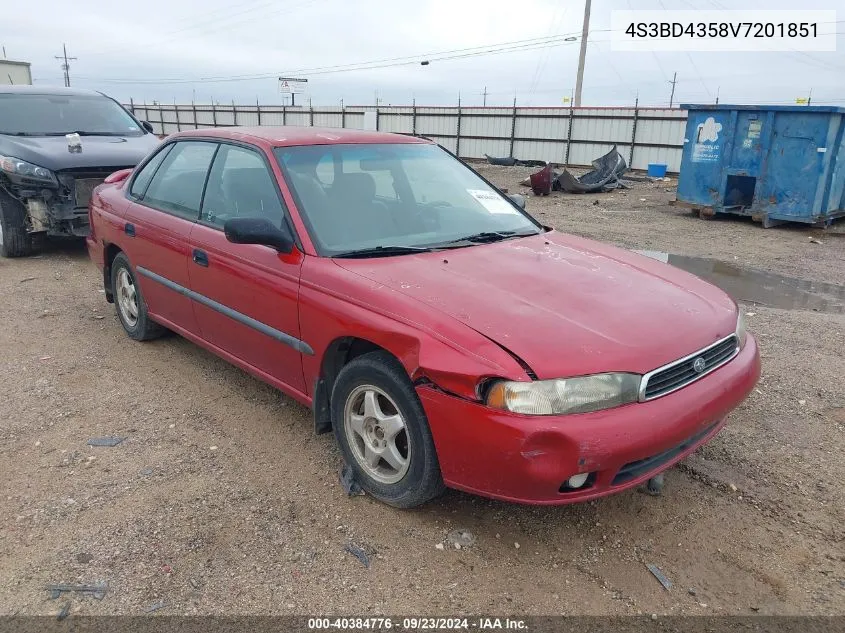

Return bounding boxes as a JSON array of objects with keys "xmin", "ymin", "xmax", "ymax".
[{"xmin": 0, "ymin": 60, "xmax": 33, "ymax": 85}]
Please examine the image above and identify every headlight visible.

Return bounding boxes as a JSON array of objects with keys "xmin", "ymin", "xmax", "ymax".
[
  {"xmin": 485, "ymin": 373, "xmax": 641, "ymax": 415},
  {"xmin": 0, "ymin": 155, "xmax": 56, "ymax": 184},
  {"xmin": 736, "ymin": 311, "xmax": 748, "ymax": 349}
]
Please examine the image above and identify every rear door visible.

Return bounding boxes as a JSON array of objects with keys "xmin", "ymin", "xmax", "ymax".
[
  {"xmin": 123, "ymin": 140, "xmax": 218, "ymax": 334},
  {"xmin": 187, "ymin": 142, "xmax": 307, "ymax": 395}
]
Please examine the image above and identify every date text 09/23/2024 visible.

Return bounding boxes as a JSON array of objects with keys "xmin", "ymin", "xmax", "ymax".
[{"xmin": 307, "ymin": 617, "xmax": 527, "ymax": 630}]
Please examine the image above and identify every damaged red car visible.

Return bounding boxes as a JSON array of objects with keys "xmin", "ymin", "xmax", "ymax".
[{"xmin": 87, "ymin": 127, "xmax": 760, "ymax": 507}]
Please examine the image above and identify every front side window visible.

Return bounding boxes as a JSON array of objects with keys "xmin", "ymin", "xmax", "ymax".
[
  {"xmin": 0, "ymin": 93, "xmax": 145, "ymax": 137},
  {"xmin": 129, "ymin": 144, "xmax": 173, "ymax": 199},
  {"xmin": 142, "ymin": 141, "xmax": 217, "ymax": 220},
  {"xmin": 200, "ymin": 144, "xmax": 285, "ymax": 229},
  {"xmin": 276, "ymin": 143, "xmax": 541, "ymax": 256}
]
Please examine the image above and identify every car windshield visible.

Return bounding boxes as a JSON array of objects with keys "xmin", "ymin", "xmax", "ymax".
[
  {"xmin": 0, "ymin": 93, "xmax": 144, "ymax": 137},
  {"xmin": 275, "ymin": 143, "xmax": 542, "ymax": 256}
]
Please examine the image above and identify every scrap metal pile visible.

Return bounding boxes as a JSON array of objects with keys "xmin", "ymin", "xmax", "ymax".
[{"xmin": 487, "ymin": 145, "xmax": 631, "ymax": 195}]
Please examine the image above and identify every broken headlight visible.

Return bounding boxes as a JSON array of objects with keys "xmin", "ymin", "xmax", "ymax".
[
  {"xmin": 485, "ymin": 373, "xmax": 641, "ymax": 415},
  {"xmin": 0, "ymin": 155, "xmax": 57, "ymax": 185}
]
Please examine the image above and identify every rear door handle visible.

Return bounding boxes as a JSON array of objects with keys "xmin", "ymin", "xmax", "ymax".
[
  {"xmin": 124, "ymin": 222, "xmax": 135, "ymax": 237},
  {"xmin": 192, "ymin": 249, "xmax": 209, "ymax": 267}
]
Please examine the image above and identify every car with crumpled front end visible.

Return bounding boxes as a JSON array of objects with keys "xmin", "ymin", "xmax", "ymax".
[
  {"xmin": 0, "ymin": 85, "xmax": 160, "ymax": 256},
  {"xmin": 86, "ymin": 127, "xmax": 761, "ymax": 508}
]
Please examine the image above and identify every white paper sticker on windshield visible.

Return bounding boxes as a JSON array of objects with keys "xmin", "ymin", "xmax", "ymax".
[{"xmin": 467, "ymin": 189, "xmax": 519, "ymax": 214}]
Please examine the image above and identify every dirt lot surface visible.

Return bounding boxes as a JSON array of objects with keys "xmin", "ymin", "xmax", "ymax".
[{"xmin": 1, "ymin": 167, "xmax": 843, "ymax": 617}]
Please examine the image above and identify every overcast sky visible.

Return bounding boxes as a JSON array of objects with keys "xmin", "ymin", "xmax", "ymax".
[{"xmin": 2, "ymin": 0, "xmax": 842, "ymax": 107}]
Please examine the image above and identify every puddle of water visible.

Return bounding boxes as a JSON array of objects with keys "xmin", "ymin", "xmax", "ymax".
[{"xmin": 634, "ymin": 250, "xmax": 845, "ymax": 314}]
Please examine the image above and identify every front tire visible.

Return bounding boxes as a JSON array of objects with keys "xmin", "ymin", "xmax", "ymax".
[
  {"xmin": 110, "ymin": 252, "xmax": 165, "ymax": 341},
  {"xmin": 0, "ymin": 191, "xmax": 34, "ymax": 258},
  {"xmin": 331, "ymin": 351, "xmax": 445, "ymax": 508}
]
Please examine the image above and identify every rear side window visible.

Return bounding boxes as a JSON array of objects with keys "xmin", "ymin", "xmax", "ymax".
[
  {"xmin": 142, "ymin": 141, "xmax": 217, "ymax": 220},
  {"xmin": 129, "ymin": 144, "xmax": 172, "ymax": 199},
  {"xmin": 200, "ymin": 144, "xmax": 285, "ymax": 229}
]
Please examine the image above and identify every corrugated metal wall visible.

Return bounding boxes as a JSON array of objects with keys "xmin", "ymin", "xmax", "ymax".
[{"xmin": 128, "ymin": 102, "xmax": 687, "ymax": 172}]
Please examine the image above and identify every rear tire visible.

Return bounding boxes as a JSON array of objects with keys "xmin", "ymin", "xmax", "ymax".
[
  {"xmin": 331, "ymin": 351, "xmax": 445, "ymax": 508},
  {"xmin": 110, "ymin": 252, "xmax": 165, "ymax": 341},
  {"xmin": 0, "ymin": 190, "xmax": 34, "ymax": 258}
]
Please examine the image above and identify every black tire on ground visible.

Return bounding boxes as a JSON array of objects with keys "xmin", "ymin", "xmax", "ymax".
[
  {"xmin": 110, "ymin": 252, "xmax": 165, "ymax": 341},
  {"xmin": 331, "ymin": 350, "xmax": 445, "ymax": 508},
  {"xmin": 0, "ymin": 189, "xmax": 34, "ymax": 257}
]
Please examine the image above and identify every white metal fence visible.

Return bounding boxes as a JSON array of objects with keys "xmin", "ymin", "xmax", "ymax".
[{"xmin": 127, "ymin": 102, "xmax": 688, "ymax": 172}]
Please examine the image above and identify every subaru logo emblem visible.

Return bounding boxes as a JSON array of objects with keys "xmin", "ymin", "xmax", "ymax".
[{"xmin": 693, "ymin": 357, "xmax": 706, "ymax": 373}]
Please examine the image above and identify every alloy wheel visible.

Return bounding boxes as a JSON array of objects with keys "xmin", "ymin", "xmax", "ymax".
[
  {"xmin": 116, "ymin": 268, "xmax": 139, "ymax": 327},
  {"xmin": 343, "ymin": 384, "xmax": 411, "ymax": 484}
]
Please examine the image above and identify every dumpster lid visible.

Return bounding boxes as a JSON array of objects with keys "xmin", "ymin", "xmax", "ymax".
[{"xmin": 682, "ymin": 103, "xmax": 845, "ymax": 114}]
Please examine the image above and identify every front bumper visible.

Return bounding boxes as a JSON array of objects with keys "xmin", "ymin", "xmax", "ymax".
[{"xmin": 418, "ymin": 334, "xmax": 760, "ymax": 504}]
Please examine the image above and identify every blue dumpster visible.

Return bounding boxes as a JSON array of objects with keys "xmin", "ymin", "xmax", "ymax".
[{"xmin": 677, "ymin": 104, "xmax": 845, "ymax": 228}]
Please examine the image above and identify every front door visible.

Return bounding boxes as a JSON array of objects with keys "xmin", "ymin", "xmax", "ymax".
[
  {"xmin": 123, "ymin": 140, "xmax": 218, "ymax": 334},
  {"xmin": 187, "ymin": 142, "xmax": 307, "ymax": 396}
]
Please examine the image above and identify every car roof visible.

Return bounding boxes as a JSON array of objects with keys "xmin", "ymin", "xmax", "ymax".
[
  {"xmin": 0, "ymin": 85, "xmax": 108, "ymax": 97},
  {"xmin": 170, "ymin": 126, "xmax": 433, "ymax": 148}
]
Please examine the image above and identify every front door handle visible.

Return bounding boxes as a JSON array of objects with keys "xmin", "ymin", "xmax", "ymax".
[
  {"xmin": 124, "ymin": 222, "xmax": 135, "ymax": 237},
  {"xmin": 192, "ymin": 249, "xmax": 209, "ymax": 267}
]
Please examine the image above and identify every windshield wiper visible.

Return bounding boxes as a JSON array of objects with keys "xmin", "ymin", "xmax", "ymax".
[
  {"xmin": 333, "ymin": 245, "xmax": 434, "ymax": 259},
  {"xmin": 433, "ymin": 230, "xmax": 534, "ymax": 247}
]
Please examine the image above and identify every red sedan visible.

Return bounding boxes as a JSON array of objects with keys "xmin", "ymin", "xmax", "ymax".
[{"xmin": 87, "ymin": 127, "xmax": 760, "ymax": 508}]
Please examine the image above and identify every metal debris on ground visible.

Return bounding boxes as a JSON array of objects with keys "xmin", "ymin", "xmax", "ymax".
[
  {"xmin": 19, "ymin": 277, "xmax": 37, "ymax": 283},
  {"xmin": 339, "ymin": 463, "xmax": 364, "ymax": 496},
  {"xmin": 485, "ymin": 154, "xmax": 518, "ymax": 167},
  {"xmin": 529, "ymin": 164, "xmax": 554, "ymax": 195},
  {"xmin": 46, "ymin": 582, "xmax": 108, "ymax": 600},
  {"xmin": 143, "ymin": 600, "xmax": 168, "ymax": 613},
  {"xmin": 484, "ymin": 155, "xmax": 547, "ymax": 168},
  {"xmin": 343, "ymin": 543, "xmax": 370, "ymax": 568},
  {"xmin": 87, "ymin": 437, "xmax": 124, "ymax": 447},
  {"xmin": 56, "ymin": 602, "xmax": 71, "ymax": 621},
  {"xmin": 646, "ymin": 564, "xmax": 673, "ymax": 590},
  {"xmin": 556, "ymin": 145, "xmax": 629, "ymax": 193}
]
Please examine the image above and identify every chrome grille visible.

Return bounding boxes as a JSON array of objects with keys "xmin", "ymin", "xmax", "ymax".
[{"xmin": 640, "ymin": 334, "xmax": 739, "ymax": 401}]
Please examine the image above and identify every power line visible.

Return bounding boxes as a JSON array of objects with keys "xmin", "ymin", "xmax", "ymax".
[
  {"xmin": 527, "ymin": 5, "xmax": 570, "ymax": 98},
  {"xmin": 81, "ymin": 0, "xmax": 325, "ymax": 60},
  {"xmin": 72, "ymin": 32, "xmax": 611, "ymax": 84}
]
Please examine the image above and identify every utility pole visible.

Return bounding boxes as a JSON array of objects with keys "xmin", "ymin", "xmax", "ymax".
[
  {"xmin": 481, "ymin": 86, "xmax": 489, "ymax": 106},
  {"xmin": 715, "ymin": 86, "xmax": 720, "ymax": 105},
  {"xmin": 668, "ymin": 71, "xmax": 678, "ymax": 107},
  {"xmin": 807, "ymin": 88, "xmax": 813, "ymax": 106},
  {"xmin": 574, "ymin": 0, "xmax": 591, "ymax": 107},
  {"xmin": 54, "ymin": 43, "xmax": 77, "ymax": 87}
]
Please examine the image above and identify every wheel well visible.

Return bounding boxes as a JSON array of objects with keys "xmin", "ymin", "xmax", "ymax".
[
  {"xmin": 103, "ymin": 243, "xmax": 122, "ymax": 303},
  {"xmin": 313, "ymin": 337, "xmax": 392, "ymax": 434}
]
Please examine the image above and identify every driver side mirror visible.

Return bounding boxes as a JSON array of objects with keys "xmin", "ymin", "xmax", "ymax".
[
  {"xmin": 224, "ymin": 217, "xmax": 294, "ymax": 253},
  {"xmin": 141, "ymin": 121, "xmax": 155, "ymax": 134},
  {"xmin": 508, "ymin": 193, "xmax": 526, "ymax": 209}
]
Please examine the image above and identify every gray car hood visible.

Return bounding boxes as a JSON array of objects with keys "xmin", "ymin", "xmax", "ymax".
[{"xmin": 0, "ymin": 133, "xmax": 161, "ymax": 171}]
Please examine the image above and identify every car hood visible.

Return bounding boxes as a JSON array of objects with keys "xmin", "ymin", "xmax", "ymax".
[
  {"xmin": 0, "ymin": 133, "xmax": 160, "ymax": 171},
  {"xmin": 334, "ymin": 231, "xmax": 738, "ymax": 379}
]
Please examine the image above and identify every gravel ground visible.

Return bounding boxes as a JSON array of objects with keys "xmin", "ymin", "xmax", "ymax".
[{"xmin": 1, "ymin": 168, "xmax": 843, "ymax": 617}]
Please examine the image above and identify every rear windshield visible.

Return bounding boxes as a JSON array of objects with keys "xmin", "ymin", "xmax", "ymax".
[{"xmin": 0, "ymin": 93, "xmax": 144, "ymax": 137}]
